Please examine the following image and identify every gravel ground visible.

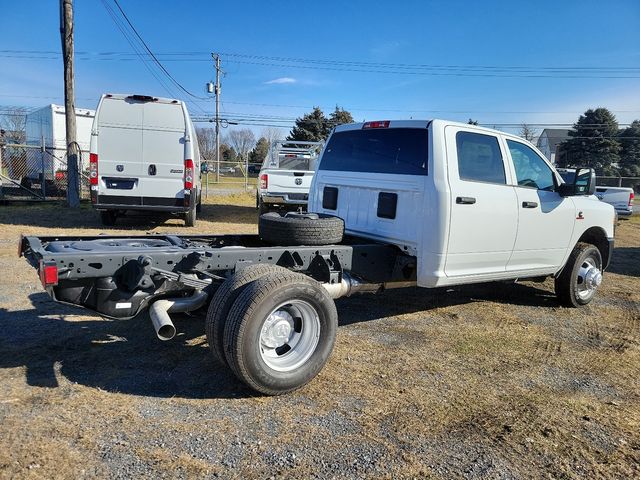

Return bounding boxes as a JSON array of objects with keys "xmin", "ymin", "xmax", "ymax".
[{"xmin": 0, "ymin": 196, "xmax": 639, "ymax": 479}]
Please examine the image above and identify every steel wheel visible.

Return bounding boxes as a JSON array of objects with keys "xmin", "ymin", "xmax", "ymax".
[
  {"xmin": 259, "ymin": 300, "xmax": 320, "ymax": 372},
  {"xmin": 575, "ymin": 256, "xmax": 602, "ymax": 301}
]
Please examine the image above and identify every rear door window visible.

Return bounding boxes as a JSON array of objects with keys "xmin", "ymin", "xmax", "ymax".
[
  {"xmin": 455, "ymin": 131, "xmax": 506, "ymax": 184},
  {"xmin": 320, "ymin": 128, "xmax": 428, "ymax": 175}
]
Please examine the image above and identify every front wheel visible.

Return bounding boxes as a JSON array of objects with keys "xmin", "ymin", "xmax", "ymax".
[
  {"xmin": 555, "ymin": 242, "xmax": 603, "ymax": 307},
  {"xmin": 223, "ymin": 271, "xmax": 338, "ymax": 395}
]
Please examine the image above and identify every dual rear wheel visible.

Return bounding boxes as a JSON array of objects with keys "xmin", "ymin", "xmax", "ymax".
[{"xmin": 205, "ymin": 265, "xmax": 338, "ymax": 395}]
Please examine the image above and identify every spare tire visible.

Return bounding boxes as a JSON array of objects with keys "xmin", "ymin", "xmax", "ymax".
[{"xmin": 259, "ymin": 212, "xmax": 344, "ymax": 246}]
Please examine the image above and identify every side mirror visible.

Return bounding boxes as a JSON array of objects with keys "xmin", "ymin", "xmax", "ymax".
[
  {"xmin": 575, "ymin": 168, "xmax": 596, "ymax": 195},
  {"xmin": 558, "ymin": 167, "xmax": 596, "ymax": 196}
]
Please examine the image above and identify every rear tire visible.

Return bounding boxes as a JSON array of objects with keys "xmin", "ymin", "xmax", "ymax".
[
  {"xmin": 258, "ymin": 198, "xmax": 269, "ymax": 216},
  {"xmin": 100, "ymin": 210, "xmax": 117, "ymax": 226},
  {"xmin": 555, "ymin": 242, "xmax": 603, "ymax": 307},
  {"xmin": 223, "ymin": 271, "xmax": 338, "ymax": 395},
  {"xmin": 185, "ymin": 204, "xmax": 197, "ymax": 227},
  {"xmin": 205, "ymin": 264, "xmax": 288, "ymax": 367},
  {"xmin": 259, "ymin": 212, "xmax": 344, "ymax": 246}
]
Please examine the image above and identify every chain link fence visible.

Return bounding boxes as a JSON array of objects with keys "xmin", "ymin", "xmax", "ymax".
[
  {"xmin": 200, "ymin": 158, "xmax": 261, "ymax": 196},
  {"xmin": 0, "ymin": 140, "xmax": 91, "ymax": 201}
]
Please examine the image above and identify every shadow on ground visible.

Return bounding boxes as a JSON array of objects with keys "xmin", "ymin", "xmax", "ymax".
[
  {"xmin": 0, "ymin": 282, "xmax": 557, "ymax": 399},
  {"xmin": 0, "ymin": 202, "xmax": 258, "ymax": 229},
  {"xmin": 607, "ymin": 247, "xmax": 640, "ymax": 277}
]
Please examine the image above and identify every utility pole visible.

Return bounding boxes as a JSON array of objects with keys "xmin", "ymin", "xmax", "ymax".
[
  {"xmin": 60, "ymin": 0, "xmax": 79, "ymax": 207},
  {"xmin": 212, "ymin": 53, "xmax": 222, "ymax": 183}
]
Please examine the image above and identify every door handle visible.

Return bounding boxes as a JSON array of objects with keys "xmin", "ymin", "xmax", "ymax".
[
  {"xmin": 456, "ymin": 196, "xmax": 476, "ymax": 205},
  {"xmin": 522, "ymin": 201, "xmax": 538, "ymax": 208},
  {"xmin": 148, "ymin": 164, "xmax": 156, "ymax": 176}
]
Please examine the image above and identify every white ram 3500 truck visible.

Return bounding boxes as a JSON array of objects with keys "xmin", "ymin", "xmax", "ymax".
[
  {"xmin": 20, "ymin": 119, "xmax": 615, "ymax": 395},
  {"xmin": 257, "ymin": 141, "xmax": 323, "ymax": 215}
]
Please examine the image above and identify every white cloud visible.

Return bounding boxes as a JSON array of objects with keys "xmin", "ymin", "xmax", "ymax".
[{"xmin": 265, "ymin": 77, "xmax": 297, "ymax": 85}]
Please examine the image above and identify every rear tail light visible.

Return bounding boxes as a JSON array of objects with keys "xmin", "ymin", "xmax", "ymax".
[
  {"xmin": 363, "ymin": 120, "xmax": 390, "ymax": 129},
  {"xmin": 629, "ymin": 191, "xmax": 635, "ymax": 207},
  {"xmin": 184, "ymin": 159, "xmax": 194, "ymax": 190},
  {"xmin": 89, "ymin": 153, "xmax": 98, "ymax": 185},
  {"xmin": 39, "ymin": 260, "xmax": 58, "ymax": 288},
  {"xmin": 260, "ymin": 174, "xmax": 268, "ymax": 190}
]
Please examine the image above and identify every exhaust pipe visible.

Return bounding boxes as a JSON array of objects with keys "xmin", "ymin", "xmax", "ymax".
[
  {"xmin": 149, "ymin": 290, "xmax": 208, "ymax": 341},
  {"xmin": 322, "ymin": 272, "xmax": 416, "ymax": 299}
]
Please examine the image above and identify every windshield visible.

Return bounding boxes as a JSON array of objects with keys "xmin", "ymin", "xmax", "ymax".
[{"xmin": 320, "ymin": 128, "xmax": 428, "ymax": 175}]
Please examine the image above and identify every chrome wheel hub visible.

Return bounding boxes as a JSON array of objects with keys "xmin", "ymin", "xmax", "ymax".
[
  {"xmin": 259, "ymin": 300, "xmax": 320, "ymax": 372},
  {"xmin": 260, "ymin": 311, "xmax": 294, "ymax": 348},
  {"xmin": 576, "ymin": 257, "xmax": 602, "ymax": 300}
]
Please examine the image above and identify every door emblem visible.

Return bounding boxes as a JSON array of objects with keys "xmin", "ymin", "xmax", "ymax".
[
  {"xmin": 295, "ymin": 178, "xmax": 302, "ymax": 185},
  {"xmin": 116, "ymin": 164, "xmax": 124, "ymax": 172}
]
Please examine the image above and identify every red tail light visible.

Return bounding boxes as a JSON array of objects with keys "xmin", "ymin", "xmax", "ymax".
[
  {"xmin": 89, "ymin": 153, "xmax": 98, "ymax": 185},
  {"xmin": 630, "ymin": 191, "xmax": 635, "ymax": 207},
  {"xmin": 363, "ymin": 120, "xmax": 390, "ymax": 129},
  {"xmin": 184, "ymin": 159, "xmax": 194, "ymax": 190},
  {"xmin": 260, "ymin": 174, "xmax": 268, "ymax": 190},
  {"xmin": 39, "ymin": 261, "xmax": 58, "ymax": 288}
]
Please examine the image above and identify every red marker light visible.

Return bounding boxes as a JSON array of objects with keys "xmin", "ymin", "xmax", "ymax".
[
  {"xmin": 39, "ymin": 261, "xmax": 58, "ymax": 288},
  {"xmin": 363, "ymin": 121, "xmax": 390, "ymax": 129}
]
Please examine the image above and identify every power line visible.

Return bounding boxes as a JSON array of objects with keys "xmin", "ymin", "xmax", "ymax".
[{"xmin": 110, "ymin": 0, "xmax": 206, "ymax": 100}]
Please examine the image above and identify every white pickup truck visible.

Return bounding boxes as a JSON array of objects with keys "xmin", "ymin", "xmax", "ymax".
[
  {"xmin": 558, "ymin": 169, "xmax": 634, "ymax": 218},
  {"xmin": 20, "ymin": 119, "xmax": 615, "ymax": 395},
  {"xmin": 257, "ymin": 141, "xmax": 323, "ymax": 215}
]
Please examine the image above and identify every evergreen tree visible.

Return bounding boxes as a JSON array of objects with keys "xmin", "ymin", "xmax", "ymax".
[
  {"xmin": 328, "ymin": 106, "xmax": 354, "ymax": 129},
  {"xmin": 558, "ymin": 108, "xmax": 621, "ymax": 174},
  {"xmin": 287, "ymin": 107, "xmax": 329, "ymax": 141},
  {"xmin": 249, "ymin": 137, "xmax": 270, "ymax": 165},
  {"xmin": 618, "ymin": 120, "xmax": 640, "ymax": 176}
]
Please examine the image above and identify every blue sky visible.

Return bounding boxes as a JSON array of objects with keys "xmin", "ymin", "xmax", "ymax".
[{"xmin": 1, "ymin": 0, "xmax": 639, "ymax": 138}]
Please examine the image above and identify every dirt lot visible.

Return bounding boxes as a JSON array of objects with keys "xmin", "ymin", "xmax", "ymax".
[{"xmin": 1, "ymin": 194, "xmax": 638, "ymax": 479}]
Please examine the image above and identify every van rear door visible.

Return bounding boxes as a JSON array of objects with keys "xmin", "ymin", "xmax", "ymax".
[
  {"xmin": 96, "ymin": 97, "xmax": 144, "ymax": 203},
  {"xmin": 140, "ymin": 101, "xmax": 186, "ymax": 206}
]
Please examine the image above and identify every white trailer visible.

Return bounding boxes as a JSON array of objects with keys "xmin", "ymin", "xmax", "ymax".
[{"xmin": 22, "ymin": 104, "xmax": 95, "ymax": 184}]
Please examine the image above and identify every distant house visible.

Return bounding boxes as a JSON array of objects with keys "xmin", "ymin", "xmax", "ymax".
[{"xmin": 536, "ymin": 129, "xmax": 570, "ymax": 164}]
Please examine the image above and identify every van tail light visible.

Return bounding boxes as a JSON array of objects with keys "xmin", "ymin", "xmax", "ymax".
[
  {"xmin": 89, "ymin": 153, "xmax": 98, "ymax": 185},
  {"xmin": 184, "ymin": 159, "xmax": 194, "ymax": 190},
  {"xmin": 629, "ymin": 191, "xmax": 634, "ymax": 207},
  {"xmin": 363, "ymin": 120, "xmax": 390, "ymax": 129},
  {"xmin": 39, "ymin": 260, "xmax": 58, "ymax": 288},
  {"xmin": 260, "ymin": 174, "xmax": 268, "ymax": 190}
]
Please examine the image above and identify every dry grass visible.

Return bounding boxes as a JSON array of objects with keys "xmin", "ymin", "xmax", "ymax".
[{"xmin": 0, "ymin": 197, "xmax": 639, "ymax": 479}]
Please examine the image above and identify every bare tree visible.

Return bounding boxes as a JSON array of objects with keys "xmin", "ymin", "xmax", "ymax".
[
  {"xmin": 227, "ymin": 128, "xmax": 256, "ymax": 160},
  {"xmin": 0, "ymin": 107, "xmax": 27, "ymax": 144},
  {"xmin": 195, "ymin": 127, "xmax": 216, "ymax": 160},
  {"xmin": 261, "ymin": 127, "xmax": 283, "ymax": 146},
  {"xmin": 519, "ymin": 123, "xmax": 538, "ymax": 142}
]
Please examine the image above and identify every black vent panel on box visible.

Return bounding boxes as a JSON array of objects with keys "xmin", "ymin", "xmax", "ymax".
[
  {"xmin": 377, "ymin": 192, "xmax": 397, "ymax": 219},
  {"xmin": 322, "ymin": 186, "xmax": 338, "ymax": 210}
]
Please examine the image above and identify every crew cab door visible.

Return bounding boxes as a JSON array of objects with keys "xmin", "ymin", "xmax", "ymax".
[
  {"xmin": 503, "ymin": 139, "xmax": 575, "ymax": 271},
  {"xmin": 444, "ymin": 127, "xmax": 518, "ymax": 277}
]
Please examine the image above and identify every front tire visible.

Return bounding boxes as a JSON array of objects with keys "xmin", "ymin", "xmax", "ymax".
[
  {"xmin": 555, "ymin": 242, "xmax": 603, "ymax": 307},
  {"xmin": 223, "ymin": 271, "xmax": 338, "ymax": 395}
]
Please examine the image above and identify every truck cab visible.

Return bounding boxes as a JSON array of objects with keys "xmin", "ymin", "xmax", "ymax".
[{"xmin": 310, "ymin": 119, "xmax": 615, "ymax": 288}]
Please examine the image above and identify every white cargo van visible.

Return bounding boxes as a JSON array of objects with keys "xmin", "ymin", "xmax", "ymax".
[{"xmin": 89, "ymin": 94, "xmax": 201, "ymax": 226}]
